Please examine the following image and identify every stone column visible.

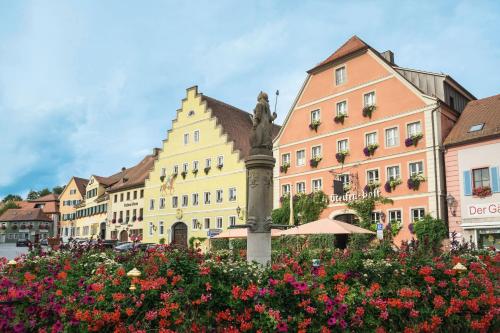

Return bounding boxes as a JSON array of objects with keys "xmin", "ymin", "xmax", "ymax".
[{"xmin": 245, "ymin": 154, "xmax": 275, "ymax": 265}]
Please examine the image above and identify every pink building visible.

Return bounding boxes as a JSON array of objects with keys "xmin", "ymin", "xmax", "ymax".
[
  {"xmin": 444, "ymin": 94, "xmax": 500, "ymax": 250},
  {"xmin": 274, "ymin": 36, "xmax": 475, "ymax": 243}
]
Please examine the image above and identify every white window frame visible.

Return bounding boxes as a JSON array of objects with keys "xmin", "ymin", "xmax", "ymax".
[
  {"xmin": 149, "ymin": 222, "xmax": 154, "ymax": 236},
  {"xmin": 337, "ymin": 139, "xmax": 349, "ymax": 152},
  {"xmin": 204, "ymin": 191, "xmax": 211, "ymax": 204},
  {"xmin": 159, "ymin": 197, "xmax": 165, "ymax": 209},
  {"xmin": 204, "ymin": 218, "xmax": 210, "ymax": 230},
  {"xmin": 388, "ymin": 209, "xmax": 402, "ymax": 224},
  {"xmin": 281, "ymin": 153, "xmax": 291, "ymax": 166},
  {"xmin": 367, "ymin": 169, "xmax": 380, "ymax": 184},
  {"xmin": 205, "ymin": 158, "xmax": 211, "ymax": 168},
  {"xmin": 192, "ymin": 193, "xmax": 199, "ymax": 206},
  {"xmin": 311, "ymin": 109, "xmax": 320, "ymax": 123},
  {"xmin": 336, "ymin": 100, "xmax": 348, "ymax": 116},
  {"xmin": 363, "ymin": 91, "xmax": 376, "ymax": 106},
  {"xmin": 194, "ymin": 130, "xmax": 200, "ymax": 142},
  {"xmin": 173, "ymin": 165, "xmax": 179, "ymax": 175},
  {"xmin": 282, "ymin": 184, "xmax": 291, "ymax": 196},
  {"xmin": 335, "ymin": 65, "xmax": 346, "ymax": 85},
  {"xmin": 365, "ymin": 132, "xmax": 377, "ymax": 146},
  {"xmin": 216, "ymin": 216, "xmax": 223, "ymax": 229},
  {"xmin": 149, "ymin": 199, "xmax": 155, "ymax": 210},
  {"xmin": 183, "ymin": 163, "xmax": 189, "ymax": 173},
  {"xmin": 159, "ymin": 221, "xmax": 164, "ymax": 235},
  {"xmin": 217, "ymin": 155, "xmax": 224, "ymax": 167},
  {"xmin": 216, "ymin": 189, "xmax": 223, "ymax": 203},
  {"xmin": 193, "ymin": 160, "xmax": 199, "ymax": 171},
  {"xmin": 409, "ymin": 161, "xmax": 424, "ymax": 176},
  {"xmin": 312, "ymin": 178, "xmax": 323, "ymax": 192},
  {"xmin": 192, "ymin": 218, "xmax": 199, "ymax": 230},
  {"xmin": 311, "ymin": 145, "xmax": 322, "ymax": 159},
  {"xmin": 229, "ymin": 187, "xmax": 237, "ymax": 201},
  {"xmin": 296, "ymin": 149, "xmax": 306, "ymax": 166},
  {"xmin": 182, "ymin": 195, "xmax": 188, "ymax": 207},
  {"xmin": 229, "ymin": 216, "xmax": 236, "ymax": 227},
  {"xmin": 183, "ymin": 133, "xmax": 189, "ymax": 145},
  {"xmin": 406, "ymin": 121, "xmax": 422, "ymax": 138},
  {"xmin": 172, "ymin": 196, "xmax": 178, "ymax": 208},
  {"xmin": 411, "ymin": 208, "xmax": 425, "ymax": 222},
  {"xmin": 296, "ymin": 181, "xmax": 306, "ymax": 193},
  {"xmin": 385, "ymin": 126, "xmax": 399, "ymax": 148}
]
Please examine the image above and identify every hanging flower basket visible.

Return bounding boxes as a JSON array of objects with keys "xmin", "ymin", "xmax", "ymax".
[
  {"xmin": 280, "ymin": 163, "xmax": 290, "ymax": 174},
  {"xmin": 20, "ymin": 224, "xmax": 26, "ymax": 229},
  {"xmin": 111, "ymin": 218, "xmax": 117, "ymax": 224},
  {"xmin": 217, "ymin": 164, "xmax": 223, "ymax": 169},
  {"xmin": 408, "ymin": 174, "xmax": 426, "ymax": 191},
  {"xmin": 28, "ymin": 224, "xmax": 33, "ymax": 229},
  {"xmin": 1, "ymin": 225, "xmax": 6, "ymax": 230},
  {"xmin": 310, "ymin": 156, "xmax": 322, "ymax": 168},
  {"xmin": 388, "ymin": 220, "xmax": 402, "ymax": 237},
  {"xmin": 343, "ymin": 183, "xmax": 352, "ymax": 193},
  {"xmin": 181, "ymin": 171, "xmax": 187, "ymax": 179},
  {"xmin": 12, "ymin": 225, "xmax": 18, "ymax": 230},
  {"xmin": 172, "ymin": 172, "xmax": 178, "ymax": 178},
  {"xmin": 118, "ymin": 218, "xmax": 123, "ymax": 223},
  {"xmin": 309, "ymin": 120, "xmax": 321, "ymax": 132},
  {"xmin": 364, "ymin": 181, "xmax": 380, "ymax": 193},
  {"xmin": 334, "ymin": 114, "xmax": 347, "ymax": 124},
  {"xmin": 204, "ymin": 167, "xmax": 211, "ymax": 175},
  {"xmin": 138, "ymin": 216, "xmax": 143, "ymax": 222},
  {"xmin": 473, "ymin": 186, "xmax": 492, "ymax": 198},
  {"xmin": 408, "ymin": 223, "xmax": 415, "ymax": 234},
  {"xmin": 192, "ymin": 169, "xmax": 198, "ymax": 175},
  {"xmin": 363, "ymin": 144, "xmax": 378, "ymax": 157},
  {"xmin": 405, "ymin": 133, "xmax": 423, "ymax": 147},
  {"xmin": 362, "ymin": 105, "xmax": 376, "ymax": 118},
  {"xmin": 335, "ymin": 150, "xmax": 349, "ymax": 164},
  {"xmin": 385, "ymin": 178, "xmax": 402, "ymax": 192},
  {"xmin": 132, "ymin": 216, "xmax": 137, "ymax": 222},
  {"xmin": 160, "ymin": 175, "xmax": 166, "ymax": 182}
]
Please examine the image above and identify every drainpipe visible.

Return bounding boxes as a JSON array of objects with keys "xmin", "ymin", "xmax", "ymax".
[{"xmin": 430, "ymin": 102, "xmax": 442, "ymax": 220}]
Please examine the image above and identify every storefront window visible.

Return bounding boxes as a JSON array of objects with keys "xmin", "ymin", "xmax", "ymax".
[{"xmin": 478, "ymin": 229, "xmax": 499, "ymax": 251}]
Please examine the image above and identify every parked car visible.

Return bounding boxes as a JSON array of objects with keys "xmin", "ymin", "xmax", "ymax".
[
  {"xmin": 101, "ymin": 239, "xmax": 118, "ymax": 249},
  {"xmin": 16, "ymin": 239, "xmax": 29, "ymax": 247},
  {"xmin": 114, "ymin": 242, "xmax": 133, "ymax": 252},
  {"xmin": 40, "ymin": 239, "xmax": 48, "ymax": 246}
]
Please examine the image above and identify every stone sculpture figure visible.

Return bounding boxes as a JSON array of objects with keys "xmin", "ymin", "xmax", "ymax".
[{"xmin": 250, "ymin": 91, "xmax": 277, "ymax": 155}]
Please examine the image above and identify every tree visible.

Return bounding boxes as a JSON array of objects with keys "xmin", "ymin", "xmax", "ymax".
[
  {"xmin": 52, "ymin": 186, "xmax": 65, "ymax": 195},
  {"xmin": 2, "ymin": 194, "xmax": 22, "ymax": 203},
  {"xmin": 27, "ymin": 190, "xmax": 40, "ymax": 200},
  {"xmin": 272, "ymin": 191, "xmax": 329, "ymax": 226},
  {"xmin": 38, "ymin": 188, "xmax": 52, "ymax": 197},
  {"xmin": 0, "ymin": 201, "xmax": 20, "ymax": 217},
  {"xmin": 413, "ymin": 215, "xmax": 447, "ymax": 253}
]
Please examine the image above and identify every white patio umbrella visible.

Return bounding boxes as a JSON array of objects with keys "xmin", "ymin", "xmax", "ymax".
[
  {"xmin": 212, "ymin": 228, "xmax": 282, "ymax": 239},
  {"xmin": 278, "ymin": 218, "xmax": 375, "ymax": 236}
]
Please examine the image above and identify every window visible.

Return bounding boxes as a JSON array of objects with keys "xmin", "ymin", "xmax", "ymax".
[
  {"xmin": 282, "ymin": 153, "xmax": 290, "ymax": 166},
  {"xmin": 139, "ymin": 208, "xmax": 143, "ymax": 219},
  {"xmin": 204, "ymin": 192, "xmax": 211, "ymax": 204},
  {"xmin": 472, "ymin": 168, "xmax": 490, "ymax": 190},
  {"xmin": 205, "ymin": 158, "xmax": 211, "ymax": 168},
  {"xmin": 385, "ymin": 127, "xmax": 399, "ymax": 147},
  {"xmin": 217, "ymin": 156, "xmax": 224, "ymax": 167},
  {"xmin": 204, "ymin": 218, "xmax": 210, "ymax": 230},
  {"xmin": 194, "ymin": 130, "xmax": 200, "ymax": 142},
  {"xmin": 311, "ymin": 109, "xmax": 320, "ymax": 123},
  {"xmin": 173, "ymin": 165, "xmax": 179, "ymax": 175},
  {"xmin": 172, "ymin": 196, "xmax": 178, "ymax": 208},
  {"xmin": 126, "ymin": 210, "xmax": 130, "ymax": 222},
  {"xmin": 229, "ymin": 216, "xmax": 236, "ymax": 227},
  {"xmin": 367, "ymin": 169, "xmax": 379, "ymax": 183},
  {"xmin": 228, "ymin": 187, "xmax": 237, "ymax": 201},
  {"xmin": 371, "ymin": 212, "xmax": 381, "ymax": 224},
  {"xmin": 337, "ymin": 139, "xmax": 348, "ymax": 152},
  {"xmin": 192, "ymin": 193, "xmax": 199, "ymax": 206},
  {"xmin": 114, "ymin": 194, "xmax": 117, "ymax": 203},
  {"xmin": 182, "ymin": 195, "xmax": 188, "ymax": 207},
  {"xmin": 192, "ymin": 219, "xmax": 200, "ymax": 229},
  {"xmin": 469, "ymin": 123, "xmax": 484, "ymax": 132},
  {"xmin": 216, "ymin": 190, "xmax": 223, "ymax": 203},
  {"xmin": 193, "ymin": 160, "xmax": 199, "ymax": 171},
  {"xmin": 338, "ymin": 174, "xmax": 350, "ymax": 187},
  {"xmin": 411, "ymin": 208, "xmax": 425, "ymax": 222},
  {"xmin": 183, "ymin": 133, "xmax": 189, "ymax": 145},
  {"xmin": 149, "ymin": 222, "xmax": 154, "ymax": 236},
  {"xmin": 159, "ymin": 221, "xmax": 164, "ymax": 235},
  {"xmin": 407, "ymin": 122, "xmax": 421, "ymax": 138},
  {"xmin": 160, "ymin": 168, "xmax": 166, "ymax": 178},
  {"xmin": 296, "ymin": 150, "xmax": 305, "ymax": 166},
  {"xmin": 216, "ymin": 217, "xmax": 223, "ymax": 229},
  {"xmin": 449, "ymin": 96, "xmax": 455, "ymax": 110},
  {"xmin": 282, "ymin": 184, "xmax": 291, "ymax": 196},
  {"xmin": 126, "ymin": 192, "xmax": 130, "ymax": 201},
  {"xmin": 366, "ymin": 132, "xmax": 377, "ymax": 146},
  {"xmin": 312, "ymin": 179, "xmax": 322, "ymax": 191},
  {"xmin": 364, "ymin": 91, "xmax": 376, "ymax": 106},
  {"xmin": 387, "ymin": 166, "xmax": 400, "ymax": 181},
  {"xmin": 140, "ymin": 190, "xmax": 144, "ymax": 198},
  {"xmin": 296, "ymin": 182, "xmax": 306, "ymax": 193},
  {"xmin": 335, "ymin": 66, "xmax": 346, "ymax": 85},
  {"xmin": 312, "ymin": 146, "xmax": 322, "ymax": 158},
  {"xmin": 159, "ymin": 198, "xmax": 165, "ymax": 209},
  {"xmin": 149, "ymin": 199, "xmax": 155, "ymax": 210},
  {"xmin": 120, "ymin": 193, "xmax": 124, "ymax": 202},
  {"xmin": 188, "ymin": 110, "xmax": 195, "ymax": 116},
  {"xmin": 388, "ymin": 210, "xmax": 402, "ymax": 224},
  {"xmin": 336, "ymin": 101, "xmax": 347, "ymax": 116},
  {"xmin": 409, "ymin": 162, "xmax": 424, "ymax": 176},
  {"xmin": 133, "ymin": 191, "xmax": 137, "ymax": 200}
]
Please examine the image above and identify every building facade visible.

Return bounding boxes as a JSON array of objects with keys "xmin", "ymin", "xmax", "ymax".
[
  {"xmin": 106, "ymin": 152, "xmax": 158, "ymax": 242},
  {"xmin": 274, "ymin": 36, "xmax": 474, "ymax": 243},
  {"xmin": 58, "ymin": 177, "xmax": 88, "ymax": 242},
  {"xmin": 18, "ymin": 194, "xmax": 60, "ymax": 238},
  {"xmin": 445, "ymin": 94, "xmax": 500, "ymax": 250},
  {"xmin": 0, "ymin": 208, "xmax": 53, "ymax": 243},
  {"xmin": 143, "ymin": 86, "xmax": 269, "ymax": 245}
]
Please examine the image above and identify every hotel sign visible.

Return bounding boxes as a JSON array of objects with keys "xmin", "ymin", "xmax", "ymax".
[
  {"xmin": 124, "ymin": 202, "xmax": 139, "ymax": 207},
  {"xmin": 467, "ymin": 203, "xmax": 500, "ymax": 218},
  {"xmin": 330, "ymin": 189, "xmax": 381, "ymax": 203}
]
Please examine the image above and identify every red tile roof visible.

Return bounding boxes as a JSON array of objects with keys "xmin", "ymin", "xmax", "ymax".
[
  {"xmin": 107, "ymin": 154, "xmax": 158, "ymax": 192},
  {"xmin": 31, "ymin": 193, "xmax": 58, "ymax": 202},
  {"xmin": 308, "ymin": 35, "xmax": 369, "ymax": 73},
  {"xmin": 444, "ymin": 94, "xmax": 500, "ymax": 147},
  {"xmin": 74, "ymin": 177, "xmax": 89, "ymax": 197},
  {"xmin": 0, "ymin": 208, "xmax": 52, "ymax": 222}
]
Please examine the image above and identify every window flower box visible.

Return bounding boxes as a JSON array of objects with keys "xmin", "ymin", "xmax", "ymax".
[
  {"xmin": 364, "ymin": 181, "xmax": 380, "ymax": 192},
  {"xmin": 204, "ymin": 166, "xmax": 211, "ymax": 175},
  {"xmin": 172, "ymin": 172, "xmax": 178, "ymax": 178},
  {"xmin": 192, "ymin": 169, "xmax": 198, "ymax": 175},
  {"xmin": 20, "ymin": 224, "xmax": 26, "ymax": 229},
  {"xmin": 388, "ymin": 220, "xmax": 402, "ymax": 237},
  {"xmin": 473, "ymin": 186, "xmax": 492, "ymax": 198},
  {"xmin": 118, "ymin": 218, "xmax": 123, "ymax": 223},
  {"xmin": 181, "ymin": 171, "xmax": 187, "ymax": 179},
  {"xmin": 363, "ymin": 144, "xmax": 378, "ymax": 157},
  {"xmin": 280, "ymin": 163, "xmax": 290, "ymax": 174},
  {"xmin": 217, "ymin": 164, "xmax": 223, "ymax": 170},
  {"xmin": 28, "ymin": 224, "xmax": 33, "ymax": 229},
  {"xmin": 309, "ymin": 120, "xmax": 321, "ymax": 132},
  {"xmin": 138, "ymin": 216, "xmax": 143, "ymax": 222},
  {"xmin": 310, "ymin": 156, "xmax": 322, "ymax": 168},
  {"xmin": 385, "ymin": 178, "xmax": 402, "ymax": 192},
  {"xmin": 405, "ymin": 133, "xmax": 423, "ymax": 147},
  {"xmin": 132, "ymin": 216, "xmax": 137, "ymax": 222},
  {"xmin": 112, "ymin": 218, "xmax": 117, "ymax": 224},
  {"xmin": 1, "ymin": 224, "xmax": 6, "ymax": 230},
  {"xmin": 343, "ymin": 183, "xmax": 352, "ymax": 192},
  {"xmin": 362, "ymin": 104, "xmax": 376, "ymax": 118},
  {"xmin": 12, "ymin": 225, "xmax": 18, "ymax": 230},
  {"xmin": 335, "ymin": 150, "xmax": 349, "ymax": 164},
  {"xmin": 334, "ymin": 114, "xmax": 347, "ymax": 124},
  {"xmin": 160, "ymin": 175, "xmax": 166, "ymax": 182},
  {"xmin": 408, "ymin": 174, "xmax": 426, "ymax": 191}
]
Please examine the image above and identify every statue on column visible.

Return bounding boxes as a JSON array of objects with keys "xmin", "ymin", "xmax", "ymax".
[{"xmin": 250, "ymin": 91, "xmax": 277, "ymax": 156}]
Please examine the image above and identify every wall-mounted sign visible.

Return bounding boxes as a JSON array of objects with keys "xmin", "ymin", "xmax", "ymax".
[
  {"xmin": 330, "ymin": 189, "xmax": 381, "ymax": 203},
  {"xmin": 467, "ymin": 203, "xmax": 500, "ymax": 218},
  {"xmin": 124, "ymin": 202, "xmax": 139, "ymax": 207}
]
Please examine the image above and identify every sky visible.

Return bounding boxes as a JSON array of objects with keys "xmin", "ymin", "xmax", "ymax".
[{"xmin": 0, "ymin": 0, "xmax": 499, "ymax": 199}]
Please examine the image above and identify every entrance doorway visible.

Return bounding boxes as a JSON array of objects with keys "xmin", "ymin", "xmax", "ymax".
[
  {"xmin": 333, "ymin": 213, "xmax": 359, "ymax": 249},
  {"xmin": 172, "ymin": 222, "xmax": 188, "ymax": 247},
  {"xmin": 100, "ymin": 222, "xmax": 106, "ymax": 240},
  {"xmin": 119, "ymin": 230, "xmax": 128, "ymax": 242}
]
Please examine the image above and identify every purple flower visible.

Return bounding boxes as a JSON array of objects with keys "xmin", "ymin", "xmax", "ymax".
[
  {"xmin": 339, "ymin": 303, "xmax": 348, "ymax": 314},
  {"xmin": 363, "ymin": 147, "xmax": 370, "ymax": 156},
  {"xmin": 13, "ymin": 322, "xmax": 25, "ymax": 333},
  {"xmin": 327, "ymin": 317, "xmax": 337, "ymax": 326},
  {"xmin": 407, "ymin": 178, "xmax": 415, "ymax": 189},
  {"xmin": 384, "ymin": 182, "xmax": 392, "ymax": 193},
  {"xmin": 52, "ymin": 321, "xmax": 63, "ymax": 333},
  {"xmin": 405, "ymin": 137, "xmax": 413, "ymax": 147},
  {"xmin": 409, "ymin": 223, "xmax": 415, "ymax": 234},
  {"xmin": 82, "ymin": 295, "xmax": 94, "ymax": 305},
  {"xmin": 277, "ymin": 322, "xmax": 288, "ymax": 332},
  {"xmin": 339, "ymin": 319, "xmax": 348, "ymax": 329},
  {"xmin": 364, "ymin": 185, "xmax": 369, "ymax": 192}
]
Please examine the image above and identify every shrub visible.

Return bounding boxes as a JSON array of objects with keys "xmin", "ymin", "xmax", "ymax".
[{"xmin": 413, "ymin": 214, "xmax": 447, "ymax": 252}]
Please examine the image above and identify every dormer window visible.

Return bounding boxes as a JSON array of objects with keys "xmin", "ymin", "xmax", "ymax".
[
  {"xmin": 335, "ymin": 66, "xmax": 346, "ymax": 85},
  {"xmin": 469, "ymin": 123, "xmax": 484, "ymax": 132},
  {"xmin": 188, "ymin": 110, "xmax": 195, "ymax": 116}
]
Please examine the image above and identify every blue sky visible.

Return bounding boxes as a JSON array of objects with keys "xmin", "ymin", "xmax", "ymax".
[{"xmin": 0, "ymin": 0, "xmax": 499, "ymax": 199}]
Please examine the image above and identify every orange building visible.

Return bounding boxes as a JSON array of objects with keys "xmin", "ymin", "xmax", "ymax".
[{"xmin": 274, "ymin": 36, "xmax": 475, "ymax": 243}]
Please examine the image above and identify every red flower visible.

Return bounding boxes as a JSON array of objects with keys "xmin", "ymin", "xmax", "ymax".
[
  {"xmin": 276, "ymin": 322, "xmax": 288, "ymax": 332},
  {"xmin": 433, "ymin": 295, "xmax": 445, "ymax": 309},
  {"xmin": 424, "ymin": 276, "xmax": 435, "ymax": 284},
  {"xmin": 419, "ymin": 266, "xmax": 432, "ymax": 276}
]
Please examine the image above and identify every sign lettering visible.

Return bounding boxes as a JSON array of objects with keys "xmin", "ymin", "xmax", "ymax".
[
  {"xmin": 330, "ymin": 189, "xmax": 381, "ymax": 203},
  {"xmin": 467, "ymin": 203, "xmax": 500, "ymax": 218}
]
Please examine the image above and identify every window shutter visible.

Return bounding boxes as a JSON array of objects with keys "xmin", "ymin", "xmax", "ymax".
[
  {"xmin": 463, "ymin": 170, "xmax": 472, "ymax": 196},
  {"xmin": 491, "ymin": 167, "xmax": 500, "ymax": 193}
]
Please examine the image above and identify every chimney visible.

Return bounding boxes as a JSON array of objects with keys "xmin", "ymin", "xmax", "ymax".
[
  {"xmin": 380, "ymin": 50, "xmax": 395, "ymax": 65},
  {"xmin": 153, "ymin": 147, "xmax": 161, "ymax": 157}
]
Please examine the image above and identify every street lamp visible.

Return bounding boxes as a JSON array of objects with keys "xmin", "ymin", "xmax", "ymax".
[
  {"xmin": 446, "ymin": 194, "xmax": 457, "ymax": 216},
  {"xmin": 236, "ymin": 206, "xmax": 244, "ymax": 220}
]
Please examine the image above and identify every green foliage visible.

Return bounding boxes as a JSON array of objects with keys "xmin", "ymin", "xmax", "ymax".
[
  {"xmin": 38, "ymin": 188, "xmax": 52, "ymax": 197},
  {"xmin": 0, "ymin": 201, "xmax": 20, "ymax": 217},
  {"xmin": 2, "ymin": 194, "xmax": 22, "ymax": 203},
  {"xmin": 272, "ymin": 191, "xmax": 329, "ymax": 226},
  {"xmin": 414, "ymin": 214, "xmax": 447, "ymax": 251},
  {"xmin": 188, "ymin": 236, "xmax": 207, "ymax": 249},
  {"xmin": 27, "ymin": 190, "xmax": 40, "ymax": 200},
  {"xmin": 159, "ymin": 238, "xmax": 166, "ymax": 244},
  {"xmin": 52, "ymin": 186, "xmax": 66, "ymax": 195},
  {"xmin": 210, "ymin": 238, "xmax": 229, "ymax": 250}
]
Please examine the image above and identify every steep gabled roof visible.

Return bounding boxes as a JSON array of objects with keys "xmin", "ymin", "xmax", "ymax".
[
  {"xmin": 93, "ymin": 171, "xmax": 124, "ymax": 187},
  {"xmin": 0, "ymin": 208, "xmax": 52, "ymax": 222},
  {"xmin": 30, "ymin": 193, "xmax": 58, "ymax": 202},
  {"xmin": 74, "ymin": 177, "xmax": 89, "ymax": 196},
  {"xmin": 444, "ymin": 94, "xmax": 500, "ymax": 147},
  {"xmin": 107, "ymin": 154, "xmax": 158, "ymax": 192}
]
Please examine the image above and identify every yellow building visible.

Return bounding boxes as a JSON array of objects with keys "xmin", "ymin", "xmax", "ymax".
[
  {"xmin": 58, "ymin": 177, "xmax": 88, "ymax": 242},
  {"xmin": 143, "ymin": 86, "xmax": 258, "ymax": 245}
]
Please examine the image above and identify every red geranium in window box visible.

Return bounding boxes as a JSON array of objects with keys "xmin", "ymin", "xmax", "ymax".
[{"xmin": 473, "ymin": 186, "xmax": 492, "ymax": 198}]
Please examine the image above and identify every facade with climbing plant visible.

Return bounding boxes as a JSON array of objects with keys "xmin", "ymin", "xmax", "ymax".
[{"xmin": 273, "ymin": 36, "xmax": 475, "ymax": 243}]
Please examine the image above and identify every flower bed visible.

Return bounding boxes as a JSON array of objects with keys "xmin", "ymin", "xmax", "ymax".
[{"xmin": 0, "ymin": 244, "xmax": 498, "ymax": 332}]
